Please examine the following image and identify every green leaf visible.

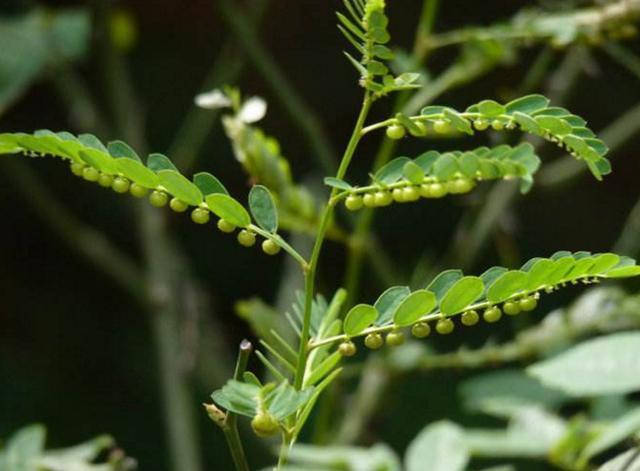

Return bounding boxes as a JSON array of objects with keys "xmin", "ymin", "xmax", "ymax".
[
  {"xmin": 405, "ymin": 421, "xmax": 470, "ymax": 471},
  {"xmin": 324, "ymin": 177, "xmax": 353, "ymax": 190},
  {"xmin": 526, "ymin": 259, "xmax": 556, "ymax": 291},
  {"xmin": 579, "ymin": 408, "xmax": 640, "ymax": 465},
  {"xmin": 534, "ymin": 116, "xmax": 572, "ymax": 136},
  {"xmin": 193, "ymin": 172, "xmax": 228, "ymax": 196},
  {"xmin": 107, "ymin": 140, "xmax": 141, "ymax": 162},
  {"xmin": 374, "ymin": 286, "xmax": 410, "ymax": 326},
  {"xmin": 117, "ymin": 158, "xmax": 160, "ymax": 188},
  {"xmin": 393, "ymin": 290, "xmax": 436, "ymax": 326},
  {"xmin": 211, "ymin": 380, "xmax": 260, "ymax": 417},
  {"xmin": 505, "ymin": 94, "xmax": 550, "ymax": 115},
  {"xmin": 266, "ymin": 382, "xmax": 314, "ymax": 420},
  {"xmin": 374, "ymin": 157, "xmax": 411, "ymax": 183},
  {"xmin": 606, "ymin": 266, "xmax": 640, "ymax": 278},
  {"xmin": 440, "ymin": 276, "xmax": 484, "ymax": 315},
  {"xmin": 486, "ymin": 270, "xmax": 528, "ymax": 304},
  {"xmin": 477, "ymin": 100, "xmax": 506, "ymax": 117},
  {"xmin": 427, "ymin": 269, "xmax": 463, "ymax": 302},
  {"xmin": 527, "ymin": 332, "xmax": 640, "ymax": 396},
  {"xmin": 402, "ymin": 161, "xmax": 426, "ymax": 184},
  {"xmin": 443, "ymin": 108, "xmax": 473, "ymax": 135},
  {"xmin": 158, "ymin": 170, "xmax": 203, "ymax": 206},
  {"xmin": 249, "ymin": 185, "xmax": 278, "ymax": 233},
  {"xmin": 512, "ymin": 112, "xmax": 542, "ymax": 134},
  {"xmin": 147, "ymin": 153, "xmax": 178, "ymax": 172},
  {"xmin": 344, "ymin": 304, "xmax": 378, "ymax": 336},
  {"xmin": 205, "ymin": 194, "xmax": 251, "ymax": 227},
  {"xmin": 78, "ymin": 149, "xmax": 118, "ymax": 174}
]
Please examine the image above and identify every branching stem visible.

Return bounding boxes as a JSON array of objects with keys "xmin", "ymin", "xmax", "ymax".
[{"xmin": 294, "ymin": 93, "xmax": 373, "ymax": 390}]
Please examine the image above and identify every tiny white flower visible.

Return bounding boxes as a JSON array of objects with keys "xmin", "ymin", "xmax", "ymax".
[
  {"xmin": 238, "ymin": 96, "xmax": 267, "ymax": 123},
  {"xmin": 194, "ymin": 89, "xmax": 232, "ymax": 109}
]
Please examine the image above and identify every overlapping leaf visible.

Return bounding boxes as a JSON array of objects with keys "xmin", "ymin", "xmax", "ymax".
[
  {"xmin": 401, "ymin": 95, "xmax": 611, "ymax": 180},
  {"xmin": 0, "ymin": 130, "xmax": 281, "ymax": 234},
  {"xmin": 330, "ymin": 252, "xmax": 640, "ymax": 342},
  {"xmin": 326, "ymin": 143, "xmax": 541, "ymax": 197}
]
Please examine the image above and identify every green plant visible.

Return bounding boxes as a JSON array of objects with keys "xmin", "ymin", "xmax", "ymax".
[{"xmin": 3, "ymin": 0, "xmax": 640, "ymax": 470}]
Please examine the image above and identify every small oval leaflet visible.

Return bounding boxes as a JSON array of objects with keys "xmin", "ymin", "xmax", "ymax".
[
  {"xmin": 343, "ymin": 304, "xmax": 378, "ymax": 336},
  {"xmin": 193, "ymin": 172, "xmax": 229, "ymax": 196},
  {"xmin": 486, "ymin": 270, "xmax": 528, "ymax": 304},
  {"xmin": 206, "ymin": 193, "xmax": 251, "ymax": 228},
  {"xmin": 393, "ymin": 289, "xmax": 436, "ymax": 326},
  {"xmin": 117, "ymin": 158, "xmax": 160, "ymax": 189},
  {"xmin": 158, "ymin": 170, "xmax": 203, "ymax": 206},
  {"xmin": 249, "ymin": 185, "xmax": 278, "ymax": 233},
  {"xmin": 374, "ymin": 286, "xmax": 410, "ymax": 326},
  {"xmin": 439, "ymin": 276, "xmax": 484, "ymax": 316}
]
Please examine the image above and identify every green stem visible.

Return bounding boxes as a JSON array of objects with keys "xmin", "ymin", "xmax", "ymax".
[
  {"xmin": 294, "ymin": 94, "xmax": 372, "ymax": 390},
  {"xmin": 221, "ymin": 340, "xmax": 252, "ymax": 471}
]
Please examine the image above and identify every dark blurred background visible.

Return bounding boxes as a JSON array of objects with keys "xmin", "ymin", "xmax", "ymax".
[{"xmin": 1, "ymin": 0, "xmax": 639, "ymax": 469}]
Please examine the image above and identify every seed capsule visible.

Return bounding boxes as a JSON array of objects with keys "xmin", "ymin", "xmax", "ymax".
[
  {"xmin": 338, "ymin": 341, "xmax": 357, "ymax": 357},
  {"xmin": 474, "ymin": 119, "xmax": 489, "ymax": 131},
  {"xmin": 345, "ymin": 195, "xmax": 363, "ymax": 211},
  {"xmin": 191, "ymin": 207, "xmax": 210, "ymax": 224},
  {"xmin": 97, "ymin": 174, "xmax": 114, "ymax": 188},
  {"xmin": 70, "ymin": 162, "xmax": 85, "ymax": 176},
  {"xmin": 82, "ymin": 166, "xmax": 100, "ymax": 182},
  {"xmin": 112, "ymin": 176, "xmax": 130, "ymax": 194},
  {"xmin": 428, "ymin": 182, "xmax": 447, "ymax": 198},
  {"xmin": 402, "ymin": 186, "xmax": 420, "ymax": 202},
  {"xmin": 237, "ymin": 230, "xmax": 256, "ymax": 247},
  {"xmin": 503, "ymin": 301, "xmax": 520, "ymax": 316},
  {"xmin": 217, "ymin": 219, "xmax": 236, "ymax": 233},
  {"xmin": 251, "ymin": 412, "xmax": 279, "ymax": 438},
  {"xmin": 411, "ymin": 322, "xmax": 431, "ymax": 338},
  {"xmin": 461, "ymin": 310, "xmax": 479, "ymax": 326},
  {"xmin": 374, "ymin": 191, "xmax": 393, "ymax": 207},
  {"xmin": 518, "ymin": 296, "xmax": 537, "ymax": 312},
  {"xmin": 386, "ymin": 124, "xmax": 406, "ymax": 140},
  {"xmin": 392, "ymin": 188, "xmax": 405, "ymax": 203},
  {"xmin": 149, "ymin": 190, "xmax": 169, "ymax": 207},
  {"xmin": 170, "ymin": 198, "xmax": 189, "ymax": 213},
  {"xmin": 483, "ymin": 306, "xmax": 502, "ymax": 323},
  {"xmin": 449, "ymin": 178, "xmax": 474, "ymax": 194},
  {"xmin": 385, "ymin": 331, "xmax": 405, "ymax": 347},
  {"xmin": 433, "ymin": 119, "xmax": 451, "ymax": 134},
  {"xmin": 130, "ymin": 183, "xmax": 148, "ymax": 198},
  {"xmin": 262, "ymin": 239, "xmax": 281, "ymax": 255},
  {"xmin": 491, "ymin": 120, "xmax": 505, "ymax": 131},
  {"xmin": 436, "ymin": 318, "xmax": 454, "ymax": 335},
  {"xmin": 363, "ymin": 193, "xmax": 376, "ymax": 208},
  {"xmin": 364, "ymin": 333, "xmax": 384, "ymax": 350}
]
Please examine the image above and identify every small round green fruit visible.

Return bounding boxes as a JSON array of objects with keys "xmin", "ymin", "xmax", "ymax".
[
  {"xmin": 251, "ymin": 412, "xmax": 279, "ymax": 438},
  {"xmin": 237, "ymin": 230, "xmax": 256, "ymax": 247},
  {"xmin": 411, "ymin": 322, "xmax": 431, "ymax": 338},
  {"xmin": 191, "ymin": 207, "xmax": 210, "ymax": 224},
  {"xmin": 345, "ymin": 195, "xmax": 363, "ymax": 211},
  {"xmin": 364, "ymin": 333, "xmax": 384, "ymax": 350},
  {"xmin": 149, "ymin": 190, "xmax": 169, "ymax": 207},
  {"xmin": 129, "ymin": 183, "xmax": 148, "ymax": 198},
  {"xmin": 338, "ymin": 341, "xmax": 357, "ymax": 357},
  {"xmin": 436, "ymin": 318, "xmax": 455, "ymax": 335},
  {"xmin": 170, "ymin": 198, "xmax": 189, "ymax": 213},
  {"xmin": 112, "ymin": 177, "xmax": 130, "ymax": 194},
  {"xmin": 503, "ymin": 301, "xmax": 520, "ymax": 316},
  {"xmin": 483, "ymin": 306, "xmax": 502, "ymax": 323},
  {"xmin": 461, "ymin": 310, "xmax": 479, "ymax": 326},
  {"xmin": 519, "ymin": 296, "xmax": 538, "ymax": 312},
  {"xmin": 262, "ymin": 239, "xmax": 281, "ymax": 255},
  {"xmin": 385, "ymin": 331, "xmax": 405, "ymax": 347},
  {"xmin": 217, "ymin": 219, "xmax": 236, "ymax": 233},
  {"xmin": 386, "ymin": 124, "xmax": 406, "ymax": 140}
]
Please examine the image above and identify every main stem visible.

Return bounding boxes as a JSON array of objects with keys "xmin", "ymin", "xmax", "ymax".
[{"xmin": 293, "ymin": 93, "xmax": 372, "ymax": 390}]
